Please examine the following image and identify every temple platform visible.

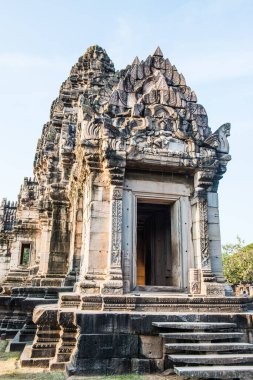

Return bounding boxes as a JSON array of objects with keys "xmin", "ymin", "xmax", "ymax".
[{"xmin": 16, "ymin": 293, "xmax": 253, "ymax": 377}]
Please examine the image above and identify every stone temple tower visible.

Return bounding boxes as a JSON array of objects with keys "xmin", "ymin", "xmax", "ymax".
[
  {"xmin": 0, "ymin": 45, "xmax": 231, "ymax": 296},
  {"xmin": 2, "ymin": 47, "xmax": 250, "ymax": 379}
]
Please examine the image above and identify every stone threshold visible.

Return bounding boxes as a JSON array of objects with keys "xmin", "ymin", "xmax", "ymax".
[{"xmin": 133, "ymin": 285, "xmax": 185, "ymax": 293}]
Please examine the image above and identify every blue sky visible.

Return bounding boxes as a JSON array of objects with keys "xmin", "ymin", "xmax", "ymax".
[{"xmin": 0, "ymin": 0, "xmax": 252, "ymax": 245}]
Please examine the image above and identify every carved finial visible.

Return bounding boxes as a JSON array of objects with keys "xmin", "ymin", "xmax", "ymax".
[
  {"xmin": 132, "ymin": 56, "xmax": 140, "ymax": 65},
  {"xmin": 153, "ymin": 47, "xmax": 163, "ymax": 57},
  {"xmin": 204, "ymin": 123, "xmax": 231, "ymax": 154}
]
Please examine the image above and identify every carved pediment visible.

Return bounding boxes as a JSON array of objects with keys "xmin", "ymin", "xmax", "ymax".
[
  {"xmin": 106, "ymin": 47, "xmax": 211, "ymax": 149},
  {"xmin": 72, "ymin": 47, "xmax": 231, "ymax": 172}
]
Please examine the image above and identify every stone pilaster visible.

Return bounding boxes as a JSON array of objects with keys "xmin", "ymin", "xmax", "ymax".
[
  {"xmin": 64, "ymin": 191, "xmax": 84, "ymax": 286},
  {"xmin": 36, "ymin": 218, "xmax": 52, "ymax": 277},
  {"xmin": 101, "ymin": 186, "xmax": 123, "ymax": 295},
  {"xmin": 76, "ymin": 173, "xmax": 109, "ymax": 294},
  {"xmin": 40, "ymin": 184, "xmax": 70, "ymax": 286},
  {"xmin": 207, "ymin": 192, "xmax": 225, "ymax": 283},
  {"xmin": 190, "ymin": 170, "xmax": 225, "ymax": 296}
]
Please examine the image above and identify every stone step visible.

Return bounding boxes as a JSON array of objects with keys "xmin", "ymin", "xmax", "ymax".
[
  {"xmin": 152, "ymin": 322, "xmax": 237, "ymax": 330},
  {"xmin": 5, "ymin": 277, "xmax": 25, "ymax": 282},
  {"xmin": 9, "ymin": 269, "xmax": 29, "ymax": 273},
  {"xmin": 50, "ymin": 362, "xmax": 66, "ymax": 371},
  {"xmin": 21, "ymin": 357, "xmax": 51, "ymax": 368},
  {"xmin": 165, "ymin": 342, "xmax": 253, "ymax": 352},
  {"xmin": 160, "ymin": 332, "xmax": 244, "ymax": 340},
  {"xmin": 174, "ymin": 365, "xmax": 253, "ymax": 379},
  {"xmin": 20, "ymin": 345, "xmax": 51, "ymax": 368},
  {"xmin": 168, "ymin": 353, "xmax": 253, "ymax": 365}
]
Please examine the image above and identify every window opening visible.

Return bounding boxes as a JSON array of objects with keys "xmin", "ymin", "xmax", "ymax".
[{"xmin": 20, "ymin": 243, "xmax": 31, "ymax": 265}]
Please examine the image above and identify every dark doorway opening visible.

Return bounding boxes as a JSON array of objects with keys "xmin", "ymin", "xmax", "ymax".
[
  {"xmin": 20, "ymin": 243, "xmax": 31, "ymax": 265},
  {"xmin": 137, "ymin": 202, "xmax": 171, "ymax": 287}
]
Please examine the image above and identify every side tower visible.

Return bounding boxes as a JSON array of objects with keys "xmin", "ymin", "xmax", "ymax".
[{"xmin": 0, "ymin": 178, "xmax": 40, "ymax": 291}]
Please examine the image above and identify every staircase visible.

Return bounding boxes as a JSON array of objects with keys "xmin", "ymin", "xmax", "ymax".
[
  {"xmin": 4, "ymin": 266, "xmax": 30, "ymax": 285},
  {"xmin": 1, "ymin": 265, "xmax": 39, "ymax": 293},
  {"xmin": 0, "ymin": 314, "xmax": 27, "ymax": 339},
  {"xmin": 152, "ymin": 321, "xmax": 253, "ymax": 379},
  {"xmin": 10, "ymin": 321, "xmax": 37, "ymax": 351}
]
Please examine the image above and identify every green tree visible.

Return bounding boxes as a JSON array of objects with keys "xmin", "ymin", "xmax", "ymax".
[
  {"xmin": 222, "ymin": 238, "xmax": 253, "ymax": 285},
  {"xmin": 222, "ymin": 236, "xmax": 244, "ymax": 256}
]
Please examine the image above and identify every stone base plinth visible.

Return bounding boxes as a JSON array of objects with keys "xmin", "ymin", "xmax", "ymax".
[
  {"xmin": 65, "ymin": 310, "xmax": 253, "ymax": 376},
  {"xmin": 18, "ymin": 293, "xmax": 253, "ymax": 375}
]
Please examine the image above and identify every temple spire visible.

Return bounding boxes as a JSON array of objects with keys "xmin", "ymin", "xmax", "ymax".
[
  {"xmin": 132, "ymin": 56, "xmax": 140, "ymax": 65},
  {"xmin": 153, "ymin": 46, "xmax": 163, "ymax": 57}
]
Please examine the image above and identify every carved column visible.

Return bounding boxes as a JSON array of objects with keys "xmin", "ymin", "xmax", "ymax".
[
  {"xmin": 207, "ymin": 191, "xmax": 225, "ymax": 284},
  {"xmin": 101, "ymin": 186, "xmax": 123, "ymax": 294},
  {"xmin": 65, "ymin": 192, "xmax": 83, "ymax": 286},
  {"xmin": 190, "ymin": 170, "xmax": 225, "ymax": 296},
  {"xmin": 191, "ymin": 192, "xmax": 210, "ymax": 267},
  {"xmin": 32, "ymin": 199, "xmax": 53, "ymax": 286},
  {"xmin": 36, "ymin": 218, "xmax": 52, "ymax": 278},
  {"xmin": 76, "ymin": 172, "xmax": 110, "ymax": 294}
]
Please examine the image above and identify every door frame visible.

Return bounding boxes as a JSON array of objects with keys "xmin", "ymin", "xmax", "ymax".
[
  {"xmin": 136, "ymin": 201, "xmax": 172, "ymax": 287},
  {"xmin": 122, "ymin": 187, "xmax": 191, "ymax": 293}
]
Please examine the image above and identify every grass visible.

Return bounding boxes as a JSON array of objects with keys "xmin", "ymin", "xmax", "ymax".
[
  {"xmin": 0, "ymin": 340, "xmax": 20, "ymax": 362},
  {"xmin": 0, "ymin": 374, "xmax": 65, "ymax": 380},
  {"xmin": 70, "ymin": 377, "xmax": 149, "ymax": 380},
  {"xmin": 69, "ymin": 376, "xmax": 168, "ymax": 380},
  {"xmin": 0, "ymin": 339, "xmax": 65, "ymax": 380}
]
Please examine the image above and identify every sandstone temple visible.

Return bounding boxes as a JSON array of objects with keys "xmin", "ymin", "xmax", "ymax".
[{"xmin": 0, "ymin": 45, "xmax": 252, "ymax": 379}]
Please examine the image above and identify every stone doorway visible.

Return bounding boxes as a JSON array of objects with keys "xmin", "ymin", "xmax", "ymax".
[{"xmin": 136, "ymin": 202, "xmax": 172, "ymax": 288}]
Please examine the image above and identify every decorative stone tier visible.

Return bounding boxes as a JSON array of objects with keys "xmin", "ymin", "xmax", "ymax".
[{"xmin": 77, "ymin": 294, "xmax": 253, "ymax": 313}]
